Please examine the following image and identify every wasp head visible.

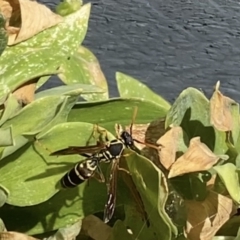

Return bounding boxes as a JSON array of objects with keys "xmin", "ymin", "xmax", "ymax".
[{"xmin": 120, "ymin": 130, "xmax": 134, "ymax": 148}]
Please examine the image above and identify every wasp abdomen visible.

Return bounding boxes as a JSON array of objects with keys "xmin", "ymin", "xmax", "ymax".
[{"xmin": 61, "ymin": 159, "xmax": 98, "ymax": 188}]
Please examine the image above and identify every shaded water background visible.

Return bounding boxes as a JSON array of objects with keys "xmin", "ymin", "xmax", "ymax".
[{"xmin": 40, "ymin": 0, "xmax": 240, "ymax": 103}]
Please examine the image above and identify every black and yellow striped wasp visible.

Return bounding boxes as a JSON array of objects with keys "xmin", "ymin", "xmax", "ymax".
[{"xmin": 51, "ymin": 107, "xmax": 157, "ymax": 223}]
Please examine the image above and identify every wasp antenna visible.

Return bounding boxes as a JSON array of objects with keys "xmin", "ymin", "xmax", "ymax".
[{"xmin": 130, "ymin": 106, "xmax": 138, "ymax": 135}]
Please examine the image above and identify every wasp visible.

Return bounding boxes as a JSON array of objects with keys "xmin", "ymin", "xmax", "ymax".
[{"xmin": 51, "ymin": 107, "xmax": 158, "ymax": 224}]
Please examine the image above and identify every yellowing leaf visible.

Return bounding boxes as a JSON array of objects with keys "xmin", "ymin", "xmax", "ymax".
[
  {"xmin": 157, "ymin": 126, "xmax": 184, "ymax": 170},
  {"xmin": 210, "ymin": 81, "xmax": 237, "ymax": 132},
  {"xmin": 168, "ymin": 137, "xmax": 219, "ymax": 178},
  {"xmin": 185, "ymin": 191, "xmax": 235, "ymax": 240},
  {"xmin": 0, "ymin": 0, "xmax": 63, "ymax": 45}
]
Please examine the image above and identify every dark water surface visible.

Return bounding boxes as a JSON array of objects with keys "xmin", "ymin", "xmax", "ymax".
[{"xmin": 40, "ymin": 0, "xmax": 240, "ymax": 103}]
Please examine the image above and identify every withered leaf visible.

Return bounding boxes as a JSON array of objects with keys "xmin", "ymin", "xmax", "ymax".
[
  {"xmin": 210, "ymin": 81, "xmax": 237, "ymax": 132},
  {"xmin": 157, "ymin": 126, "xmax": 184, "ymax": 170},
  {"xmin": 13, "ymin": 79, "xmax": 37, "ymax": 105},
  {"xmin": 0, "ymin": 0, "xmax": 63, "ymax": 45},
  {"xmin": 0, "ymin": 231, "xmax": 39, "ymax": 240},
  {"xmin": 185, "ymin": 191, "xmax": 236, "ymax": 240},
  {"xmin": 168, "ymin": 137, "xmax": 219, "ymax": 178}
]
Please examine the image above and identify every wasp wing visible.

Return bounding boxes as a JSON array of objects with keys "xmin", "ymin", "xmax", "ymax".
[
  {"xmin": 103, "ymin": 158, "xmax": 119, "ymax": 223},
  {"xmin": 50, "ymin": 141, "xmax": 106, "ymax": 156}
]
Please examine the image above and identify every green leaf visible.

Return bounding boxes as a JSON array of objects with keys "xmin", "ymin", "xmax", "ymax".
[
  {"xmin": 68, "ymin": 98, "xmax": 168, "ymax": 132},
  {"xmin": 2, "ymin": 96, "xmax": 66, "ymax": 137},
  {"xmin": 0, "ymin": 126, "xmax": 14, "ymax": 147},
  {"xmin": 231, "ymin": 102, "xmax": 240, "ymax": 146},
  {"xmin": 45, "ymin": 220, "xmax": 82, "ymax": 239},
  {"xmin": 0, "ymin": 14, "xmax": 7, "ymax": 56},
  {"xmin": 35, "ymin": 83, "xmax": 103, "ymax": 99},
  {"xmin": 36, "ymin": 95, "xmax": 78, "ymax": 138},
  {"xmin": 124, "ymin": 151, "xmax": 175, "ymax": 240},
  {"xmin": 56, "ymin": 0, "xmax": 83, "ymax": 16},
  {"xmin": 165, "ymin": 87, "xmax": 227, "ymax": 154},
  {"xmin": 116, "ymin": 72, "xmax": 170, "ymax": 110},
  {"xmin": 0, "ymin": 186, "xmax": 9, "ymax": 207},
  {"xmin": 0, "ymin": 180, "xmax": 107, "ymax": 235},
  {"xmin": 0, "ymin": 4, "xmax": 91, "ymax": 96},
  {"xmin": 0, "ymin": 135, "xmax": 28, "ymax": 160},
  {"xmin": 0, "ymin": 94, "xmax": 21, "ymax": 126},
  {"xmin": 58, "ymin": 45, "xmax": 109, "ymax": 101},
  {"xmin": 214, "ymin": 163, "xmax": 240, "ymax": 203},
  {"xmin": 107, "ymin": 220, "xmax": 134, "ymax": 240},
  {"xmin": 36, "ymin": 75, "xmax": 51, "ymax": 90},
  {"xmin": 0, "ymin": 122, "xmax": 108, "ymax": 206},
  {"xmin": 0, "ymin": 47, "xmax": 63, "ymax": 96}
]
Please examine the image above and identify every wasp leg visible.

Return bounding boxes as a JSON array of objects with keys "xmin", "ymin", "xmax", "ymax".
[
  {"xmin": 114, "ymin": 123, "xmax": 123, "ymax": 139},
  {"xmin": 118, "ymin": 167, "xmax": 131, "ymax": 176},
  {"xmin": 93, "ymin": 164, "xmax": 105, "ymax": 183},
  {"xmin": 85, "ymin": 124, "xmax": 101, "ymax": 146},
  {"xmin": 94, "ymin": 124, "xmax": 110, "ymax": 143},
  {"xmin": 133, "ymin": 138, "xmax": 161, "ymax": 151}
]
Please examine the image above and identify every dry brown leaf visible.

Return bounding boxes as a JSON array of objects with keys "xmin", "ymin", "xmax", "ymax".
[
  {"xmin": 13, "ymin": 78, "xmax": 37, "ymax": 105},
  {"xmin": 0, "ymin": 231, "xmax": 39, "ymax": 240},
  {"xmin": 210, "ymin": 81, "xmax": 236, "ymax": 132},
  {"xmin": 157, "ymin": 126, "xmax": 183, "ymax": 170},
  {"xmin": 0, "ymin": 0, "xmax": 63, "ymax": 45},
  {"xmin": 168, "ymin": 137, "xmax": 219, "ymax": 178},
  {"xmin": 185, "ymin": 191, "xmax": 236, "ymax": 240},
  {"xmin": 0, "ymin": 0, "xmax": 20, "ymax": 24}
]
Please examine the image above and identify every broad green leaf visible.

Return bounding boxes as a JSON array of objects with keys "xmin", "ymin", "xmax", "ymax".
[
  {"xmin": 0, "ymin": 126, "xmax": 14, "ymax": 147},
  {"xmin": 35, "ymin": 83, "xmax": 103, "ymax": 99},
  {"xmin": 2, "ymin": 96, "xmax": 66, "ymax": 137},
  {"xmin": 124, "ymin": 151, "xmax": 175, "ymax": 240},
  {"xmin": 0, "ymin": 122, "xmax": 110, "ymax": 206},
  {"xmin": 0, "ymin": 47, "xmax": 63, "ymax": 97},
  {"xmin": 0, "ymin": 14, "xmax": 7, "ymax": 56},
  {"xmin": 68, "ymin": 98, "xmax": 168, "ymax": 132},
  {"xmin": 58, "ymin": 45, "xmax": 108, "ymax": 101},
  {"xmin": 0, "ymin": 135, "xmax": 28, "ymax": 160},
  {"xmin": 56, "ymin": 0, "xmax": 83, "ymax": 16},
  {"xmin": 116, "ymin": 72, "xmax": 170, "ymax": 110},
  {"xmin": 123, "ymin": 205, "xmax": 159, "ymax": 240},
  {"xmin": 214, "ymin": 163, "xmax": 240, "ymax": 203},
  {"xmin": 165, "ymin": 87, "xmax": 227, "ymax": 154},
  {"xmin": 0, "ymin": 180, "xmax": 107, "ymax": 235},
  {"xmin": 0, "ymin": 186, "xmax": 8, "ymax": 207},
  {"xmin": 108, "ymin": 220, "xmax": 134, "ymax": 240},
  {"xmin": 36, "ymin": 75, "xmax": 51, "ymax": 90},
  {"xmin": 0, "ymin": 4, "xmax": 91, "ymax": 96},
  {"xmin": 45, "ymin": 220, "xmax": 82, "ymax": 239},
  {"xmin": 165, "ymin": 88, "xmax": 210, "ymax": 128},
  {"xmin": 36, "ymin": 95, "xmax": 78, "ymax": 138},
  {"xmin": 0, "ymin": 94, "xmax": 21, "ymax": 126}
]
